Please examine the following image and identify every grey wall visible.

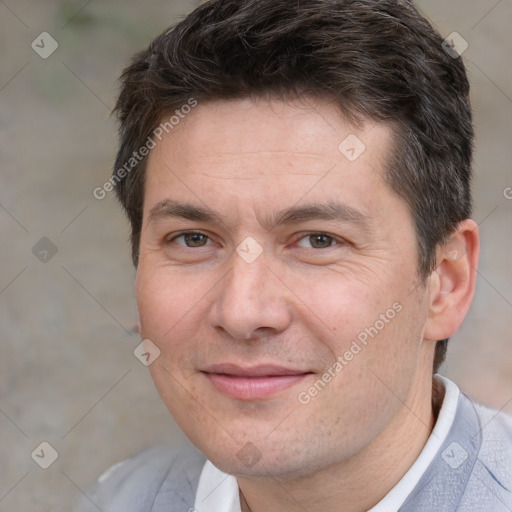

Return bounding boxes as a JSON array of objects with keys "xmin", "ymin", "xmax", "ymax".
[{"xmin": 0, "ymin": 1, "xmax": 511, "ymax": 510}]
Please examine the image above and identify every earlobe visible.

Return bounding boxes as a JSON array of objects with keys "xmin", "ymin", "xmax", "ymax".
[{"xmin": 424, "ymin": 219, "xmax": 480, "ymax": 341}]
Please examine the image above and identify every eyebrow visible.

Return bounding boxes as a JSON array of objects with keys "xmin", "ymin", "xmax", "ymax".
[
  {"xmin": 269, "ymin": 202, "xmax": 369, "ymax": 230},
  {"xmin": 148, "ymin": 199, "xmax": 370, "ymax": 231},
  {"xmin": 149, "ymin": 199, "xmax": 221, "ymax": 223}
]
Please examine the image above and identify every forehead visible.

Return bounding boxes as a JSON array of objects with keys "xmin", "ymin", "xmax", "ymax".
[
  {"xmin": 149, "ymin": 96, "xmax": 392, "ymax": 163},
  {"xmin": 143, "ymin": 96, "xmax": 400, "ymax": 222}
]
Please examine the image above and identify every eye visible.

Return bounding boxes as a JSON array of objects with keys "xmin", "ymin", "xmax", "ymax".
[
  {"xmin": 170, "ymin": 232, "xmax": 211, "ymax": 247},
  {"xmin": 296, "ymin": 233, "xmax": 339, "ymax": 249}
]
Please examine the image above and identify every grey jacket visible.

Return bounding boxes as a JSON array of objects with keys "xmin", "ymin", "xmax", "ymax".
[{"xmin": 78, "ymin": 392, "xmax": 512, "ymax": 511}]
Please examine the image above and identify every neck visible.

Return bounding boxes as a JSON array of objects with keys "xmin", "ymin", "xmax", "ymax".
[{"xmin": 238, "ymin": 373, "xmax": 440, "ymax": 512}]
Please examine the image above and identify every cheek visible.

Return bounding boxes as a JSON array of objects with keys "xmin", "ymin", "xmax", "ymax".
[
  {"xmin": 135, "ymin": 265, "xmax": 203, "ymax": 344},
  {"xmin": 136, "ymin": 267, "xmax": 206, "ymax": 408},
  {"xmin": 135, "ymin": 262, "xmax": 225, "ymax": 381},
  {"xmin": 299, "ymin": 273, "xmax": 389, "ymax": 344},
  {"xmin": 303, "ymin": 267, "xmax": 425, "ymax": 393},
  {"xmin": 135, "ymin": 269, "xmax": 171, "ymax": 335}
]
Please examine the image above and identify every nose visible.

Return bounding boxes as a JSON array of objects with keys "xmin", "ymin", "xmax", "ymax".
[{"xmin": 209, "ymin": 252, "xmax": 293, "ymax": 341}]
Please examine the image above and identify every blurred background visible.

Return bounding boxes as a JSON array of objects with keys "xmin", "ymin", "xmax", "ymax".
[{"xmin": 0, "ymin": 0, "xmax": 511, "ymax": 510}]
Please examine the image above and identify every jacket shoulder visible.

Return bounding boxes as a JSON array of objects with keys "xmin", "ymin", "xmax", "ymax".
[
  {"xmin": 473, "ymin": 401, "xmax": 512, "ymax": 485},
  {"xmin": 458, "ymin": 399, "xmax": 512, "ymax": 510},
  {"xmin": 76, "ymin": 442, "xmax": 206, "ymax": 512}
]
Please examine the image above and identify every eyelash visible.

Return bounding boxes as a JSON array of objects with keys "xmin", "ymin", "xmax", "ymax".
[
  {"xmin": 166, "ymin": 231, "xmax": 345, "ymax": 249},
  {"xmin": 166, "ymin": 231, "xmax": 212, "ymax": 247},
  {"xmin": 295, "ymin": 232, "xmax": 342, "ymax": 249}
]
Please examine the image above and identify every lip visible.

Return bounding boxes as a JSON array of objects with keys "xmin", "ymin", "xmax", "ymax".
[{"xmin": 202, "ymin": 364, "xmax": 312, "ymax": 400}]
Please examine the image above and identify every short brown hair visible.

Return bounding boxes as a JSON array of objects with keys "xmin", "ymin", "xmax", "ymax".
[{"xmin": 113, "ymin": 0, "xmax": 474, "ymax": 371}]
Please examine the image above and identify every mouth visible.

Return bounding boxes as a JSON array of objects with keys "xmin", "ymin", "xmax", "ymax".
[{"xmin": 201, "ymin": 364, "xmax": 313, "ymax": 400}]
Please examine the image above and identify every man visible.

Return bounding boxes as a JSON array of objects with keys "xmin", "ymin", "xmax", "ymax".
[{"xmin": 81, "ymin": 0, "xmax": 512, "ymax": 510}]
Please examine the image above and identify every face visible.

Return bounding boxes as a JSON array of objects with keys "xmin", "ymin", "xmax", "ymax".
[{"xmin": 135, "ymin": 97, "xmax": 434, "ymax": 480}]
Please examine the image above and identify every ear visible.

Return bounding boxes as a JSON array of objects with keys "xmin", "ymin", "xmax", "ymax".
[{"xmin": 423, "ymin": 219, "xmax": 480, "ymax": 341}]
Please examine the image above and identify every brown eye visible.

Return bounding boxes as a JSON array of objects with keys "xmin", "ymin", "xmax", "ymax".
[
  {"xmin": 173, "ymin": 232, "xmax": 210, "ymax": 247},
  {"xmin": 297, "ymin": 233, "xmax": 336, "ymax": 249},
  {"xmin": 184, "ymin": 233, "xmax": 208, "ymax": 247},
  {"xmin": 310, "ymin": 234, "xmax": 334, "ymax": 248}
]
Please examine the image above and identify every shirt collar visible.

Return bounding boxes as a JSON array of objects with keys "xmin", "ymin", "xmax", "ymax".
[{"xmin": 368, "ymin": 374, "xmax": 460, "ymax": 511}]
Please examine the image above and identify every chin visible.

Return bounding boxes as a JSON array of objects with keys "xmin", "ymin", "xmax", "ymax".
[{"xmin": 201, "ymin": 440, "xmax": 320, "ymax": 482}]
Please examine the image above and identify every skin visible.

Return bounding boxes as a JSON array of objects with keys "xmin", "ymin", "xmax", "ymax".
[{"xmin": 135, "ymin": 96, "xmax": 479, "ymax": 512}]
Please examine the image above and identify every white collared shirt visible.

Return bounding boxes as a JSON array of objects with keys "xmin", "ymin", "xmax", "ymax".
[{"xmin": 194, "ymin": 375, "xmax": 460, "ymax": 512}]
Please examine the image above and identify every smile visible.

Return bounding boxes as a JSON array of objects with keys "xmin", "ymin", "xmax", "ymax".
[{"xmin": 201, "ymin": 364, "xmax": 312, "ymax": 400}]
